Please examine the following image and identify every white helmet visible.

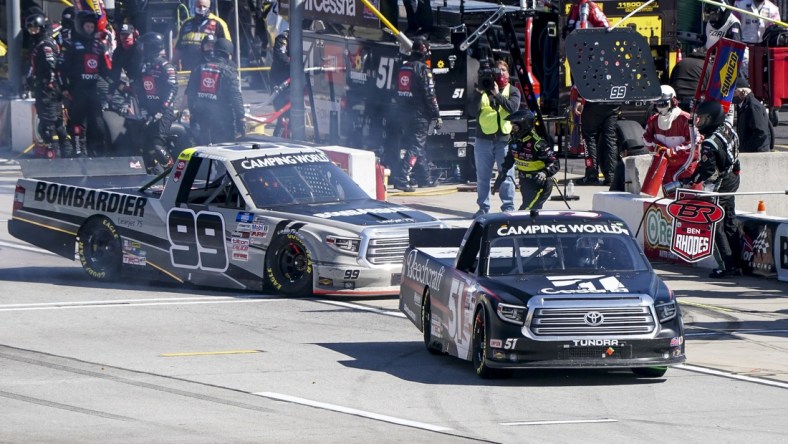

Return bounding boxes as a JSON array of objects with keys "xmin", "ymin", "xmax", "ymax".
[{"xmin": 655, "ymin": 85, "xmax": 676, "ymax": 116}]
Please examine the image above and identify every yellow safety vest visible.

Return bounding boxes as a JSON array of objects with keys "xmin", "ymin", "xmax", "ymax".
[
  {"xmin": 513, "ymin": 134, "xmax": 546, "ymax": 173},
  {"xmin": 478, "ymin": 84, "xmax": 512, "ymax": 136}
]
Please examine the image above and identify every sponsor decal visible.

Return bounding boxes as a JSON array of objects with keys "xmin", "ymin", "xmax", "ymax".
[
  {"xmin": 122, "ymin": 240, "xmax": 147, "ymax": 266},
  {"xmin": 129, "ymin": 160, "xmax": 143, "ymax": 169},
  {"xmin": 496, "ymin": 223, "xmax": 629, "ymax": 236},
  {"xmin": 117, "ymin": 217, "xmax": 143, "ymax": 228},
  {"xmin": 404, "ymin": 249, "xmax": 446, "ymax": 292},
  {"xmin": 489, "ymin": 339, "xmax": 503, "ymax": 348},
  {"xmin": 572, "ymin": 339, "xmax": 619, "ymax": 346},
  {"xmin": 670, "ymin": 337, "xmax": 683, "ymax": 347},
  {"xmin": 237, "ymin": 222, "xmax": 252, "ymax": 231},
  {"xmin": 667, "ymin": 197, "xmax": 723, "ymax": 262},
  {"xmin": 643, "ymin": 204, "xmax": 678, "ymax": 260},
  {"xmin": 236, "ymin": 212, "xmax": 254, "ymax": 223},
  {"xmin": 34, "ymin": 182, "xmax": 146, "ymax": 217},
  {"xmin": 740, "ymin": 217, "xmax": 779, "ymax": 277},
  {"xmin": 313, "ymin": 206, "xmax": 412, "ymax": 219},
  {"xmin": 232, "ymin": 251, "xmax": 249, "ymax": 261},
  {"xmin": 540, "ymin": 275, "xmax": 628, "ymax": 294},
  {"xmin": 231, "ymin": 230, "xmax": 250, "ymax": 239},
  {"xmin": 236, "ymin": 152, "xmax": 330, "ymax": 170},
  {"xmin": 718, "ymin": 51, "xmax": 738, "ymax": 100}
]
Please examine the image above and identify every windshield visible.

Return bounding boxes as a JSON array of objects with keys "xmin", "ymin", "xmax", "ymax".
[
  {"xmin": 486, "ymin": 233, "xmax": 649, "ymax": 276},
  {"xmin": 235, "ymin": 158, "xmax": 371, "ymax": 208}
]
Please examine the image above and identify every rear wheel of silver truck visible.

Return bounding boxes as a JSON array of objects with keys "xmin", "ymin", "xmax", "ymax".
[{"xmin": 77, "ymin": 217, "xmax": 122, "ymax": 281}]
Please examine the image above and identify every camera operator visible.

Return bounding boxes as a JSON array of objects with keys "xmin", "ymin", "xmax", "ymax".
[{"xmin": 469, "ymin": 59, "xmax": 520, "ymax": 218}]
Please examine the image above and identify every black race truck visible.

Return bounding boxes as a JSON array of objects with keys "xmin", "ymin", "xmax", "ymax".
[{"xmin": 399, "ymin": 210, "xmax": 686, "ymax": 378}]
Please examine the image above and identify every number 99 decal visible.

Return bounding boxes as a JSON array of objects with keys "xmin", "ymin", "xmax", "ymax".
[
  {"xmin": 167, "ymin": 208, "xmax": 228, "ymax": 272},
  {"xmin": 609, "ymin": 85, "xmax": 627, "ymax": 100}
]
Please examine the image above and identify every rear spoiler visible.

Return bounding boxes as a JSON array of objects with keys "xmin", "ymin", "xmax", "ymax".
[
  {"xmin": 409, "ymin": 227, "xmax": 467, "ymax": 248},
  {"xmin": 17, "ymin": 157, "xmax": 147, "ymax": 179}
]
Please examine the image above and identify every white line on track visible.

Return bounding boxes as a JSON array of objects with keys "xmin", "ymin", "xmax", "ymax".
[
  {"xmin": 0, "ymin": 239, "xmax": 59, "ymax": 255},
  {"xmin": 0, "ymin": 297, "xmax": 279, "ymax": 312},
  {"xmin": 500, "ymin": 418, "xmax": 617, "ymax": 426},
  {"xmin": 317, "ymin": 299, "xmax": 406, "ymax": 318},
  {"xmin": 686, "ymin": 329, "xmax": 788, "ymax": 337},
  {"xmin": 254, "ymin": 392, "xmax": 452, "ymax": 432},
  {"xmin": 677, "ymin": 364, "xmax": 788, "ymax": 389}
]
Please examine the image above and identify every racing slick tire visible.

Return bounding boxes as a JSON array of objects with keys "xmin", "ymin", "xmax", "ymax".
[
  {"xmin": 631, "ymin": 366, "xmax": 668, "ymax": 378},
  {"xmin": 472, "ymin": 306, "xmax": 512, "ymax": 379},
  {"xmin": 265, "ymin": 232, "xmax": 314, "ymax": 297},
  {"xmin": 421, "ymin": 289, "xmax": 443, "ymax": 355},
  {"xmin": 77, "ymin": 217, "xmax": 122, "ymax": 281}
]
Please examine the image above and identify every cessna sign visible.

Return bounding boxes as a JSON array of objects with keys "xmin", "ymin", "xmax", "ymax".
[
  {"xmin": 667, "ymin": 197, "xmax": 725, "ymax": 262},
  {"xmin": 279, "ymin": 0, "xmax": 381, "ymax": 28}
]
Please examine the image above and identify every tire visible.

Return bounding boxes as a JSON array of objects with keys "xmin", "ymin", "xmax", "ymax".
[
  {"xmin": 421, "ymin": 290, "xmax": 442, "ymax": 355},
  {"xmin": 631, "ymin": 366, "xmax": 668, "ymax": 378},
  {"xmin": 472, "ymin": 307, "xmax": 512, "ymax": 379},
  {"xmin": 265, "ymin": 232, "xmax": 314, "ymax": 296},
  {"xmin": 77, "ymin": 217, "xmax": 122, "ymax": 281}
]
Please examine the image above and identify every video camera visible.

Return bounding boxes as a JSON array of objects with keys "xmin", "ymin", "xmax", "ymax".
[{"xmin": 478, "ymin": 59, "xmax": 501, "ymax": 92}]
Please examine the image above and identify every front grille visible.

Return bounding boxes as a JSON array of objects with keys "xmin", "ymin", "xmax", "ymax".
[
  {"xmin": 365, "ymin": 236, "xmax": 409, "ymax": 265},
  {"xmin": 526, "ymin": 297, "xmax": 658, "ymax": 339},
  {"xmin": 558, "ymin": 345, "xmax": 632, "ymax": 360}
]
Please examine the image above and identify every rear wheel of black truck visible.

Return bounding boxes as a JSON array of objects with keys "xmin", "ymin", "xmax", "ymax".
[{"xmin": 421, "ymin": 289, "xmax": 442, "ymax": 355}]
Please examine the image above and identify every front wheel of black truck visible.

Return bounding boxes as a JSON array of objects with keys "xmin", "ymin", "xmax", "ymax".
[{"xmin": 472, "ymin": 307, "xmax": 512, "ymax": 379}]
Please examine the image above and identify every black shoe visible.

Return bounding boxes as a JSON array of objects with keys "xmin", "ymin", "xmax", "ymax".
[
  {"xmin": 709, "ymin": 268, "xmax": 741, "ymax": 279},
  {"xmin": 576, "ymin": 177, "xmax": 601, "ymax": 186},
  {"xmin": 395, "ymin": 183, "xmax": 415, "ymax": 192},
  {"xmin": 417, "ymin": 179, "xmax": 437, "ymax": 188}
]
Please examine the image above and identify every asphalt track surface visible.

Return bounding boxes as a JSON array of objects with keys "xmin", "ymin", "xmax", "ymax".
[{"xmin": 1, "ymin": 141, "xmax": 788, "ymax": 442}]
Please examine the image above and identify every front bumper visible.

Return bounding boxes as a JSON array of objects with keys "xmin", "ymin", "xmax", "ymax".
[
  {"xmin": 312, "ymin": 262, "xmax": 401, "ymax": 296},
  {"xmin": 485, "ymin": 322, "xmax": 686, "ymax": 370}
]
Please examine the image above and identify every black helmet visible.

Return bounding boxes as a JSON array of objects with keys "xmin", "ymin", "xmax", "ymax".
[
  {"xmin": 139, "ymin": 32, "xmax": 165, "ymax": 58},
  {"xmin": 506, "ymin": 109, "xmax": 536, "ymax": 139},
  {"xmin": 201, "ymin": 33, "xmax": 217, "ymax": 50},
  {"xmin": 25, "ymin": 13, "xmax": 48, "ymax": 36},
  {"xmin": 61, "ymin": 6, "xmax": 75, "ymax": 25},
  {"xmin": 214, "ymin": 37, "xmax": 233, "ymax": 59},
  {"xmin": 410, "ymin": 38, "xmax": 431, "ymax": 61},
  {"xmin": 695, "ymin": 100, "xmax": 725, "ymax": 135},
  {"xmin": 703, "ymin": 0, "xmax": 731, "ymax": 28}
]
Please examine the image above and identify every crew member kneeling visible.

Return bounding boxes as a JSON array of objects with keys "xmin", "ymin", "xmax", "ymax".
[{"xmin": 493, "ymin": 110, "xmax": 560, "ymax": 210}]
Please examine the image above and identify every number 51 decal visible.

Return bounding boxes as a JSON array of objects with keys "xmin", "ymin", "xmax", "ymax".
[{"xmin": 167, "ymin": 208, "xmax": 228, "ymax": 272}]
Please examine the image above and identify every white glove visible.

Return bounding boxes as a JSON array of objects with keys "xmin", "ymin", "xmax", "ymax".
[{"xmin": 535, "ymin": 171, "xmax": 547, "ymax": 185}]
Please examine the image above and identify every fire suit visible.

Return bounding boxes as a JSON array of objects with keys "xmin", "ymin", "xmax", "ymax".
[
  {"xmin": 186, "ymin": 59, "xmax": 245, "ymax": 145},
  {"xmin": 580, "ymin": 102, "xmax": 620, "ymax": 184},
  {"xmin": 28, "ymin": 33, "xmax": 70, "ymax": 157},
  {"xmin": 495, "ymin": 130, "xmax": 560, "ymax": 210},
  {"xmin": 688, "ymin": 122, "xmax": 741, "ymax": 276},
  {"xmin": 565, "ymin": 1, "xmax": 610, "ymax": 36},
  {"xmin": 270, "ymin": 32, "xmax": 291, "ymax": 137},
  {"xmin": 134, "ymin": 55, "xmax": 178, "ymax": 172},
  {"xmin": 643, "ymin": 107, "xmax": 701, "ymax": 188},
  {"xmin": 394, "ymin": 58, "xmax": 441, "ymax": 187},
  {"xmin": 59, "ymin": 35, "xmax": 112, "ymax": 156}
]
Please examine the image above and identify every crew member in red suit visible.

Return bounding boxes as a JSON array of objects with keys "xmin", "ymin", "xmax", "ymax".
[
  {"xmin": 642, "ymin": 85, "xmax": 702, "ymax": 194},
  {"xmin": 564, "ymin": 0, "xmax": 610, "ymax": 37}
]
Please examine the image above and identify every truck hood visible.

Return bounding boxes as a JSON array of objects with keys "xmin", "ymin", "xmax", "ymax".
[
  {"xmin": 272, "ymin": 199, "xmax": 437, "ymax": 226},
  {"xmin": 480, "ymin": 272, "xmax": 660, "ymax": 304}
]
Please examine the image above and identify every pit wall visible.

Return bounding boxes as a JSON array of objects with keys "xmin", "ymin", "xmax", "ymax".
[{"xmin": 594, "ymin": 153, "xmax": 788, "ymax": 281}]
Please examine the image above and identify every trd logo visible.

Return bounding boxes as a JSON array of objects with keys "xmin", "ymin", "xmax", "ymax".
[{"xmin": 667, "ymin": 199, "xmax": 725, "ymax": 224}]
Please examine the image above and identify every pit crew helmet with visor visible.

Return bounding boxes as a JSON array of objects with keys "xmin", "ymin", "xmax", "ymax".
[
  {"xmin": 506, "ymin": 109, "xmax": 537, "ymax": 139},
  {"xmin": 655, "ymin": 85, "xmax": 676, "ymax": 116}
]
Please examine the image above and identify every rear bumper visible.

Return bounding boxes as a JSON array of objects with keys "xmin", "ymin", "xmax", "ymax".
[{"xmin": 8, "ymin": 216, "xmax": 77, "ymax": 260}]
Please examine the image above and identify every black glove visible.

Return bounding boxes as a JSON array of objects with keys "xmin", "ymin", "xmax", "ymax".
[
  {"xmin": 492, "ymin": 173, "xmax": 506, "ymax": 195},
  {"xmin": 534, "ymin": 171, "xmax": 547, "ymax": 185}
]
